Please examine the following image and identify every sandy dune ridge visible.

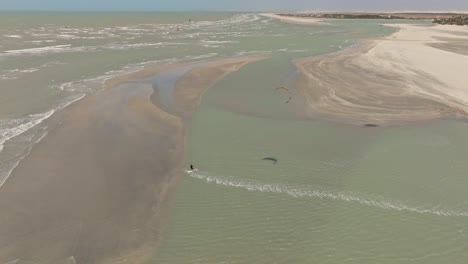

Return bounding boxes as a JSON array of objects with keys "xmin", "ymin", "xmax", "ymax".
[{"xmin": 294, "ymin": 23, "xmax": 468, "ymax": 125}]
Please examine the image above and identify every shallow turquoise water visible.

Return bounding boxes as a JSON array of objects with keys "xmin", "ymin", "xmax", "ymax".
[
  {"xmin": 148, "ymin": 17, "xmax": 468, "ymax": 264},
  {"xmin": 154, "ymin": 99, "xmax": 468, "ymax": 264}
]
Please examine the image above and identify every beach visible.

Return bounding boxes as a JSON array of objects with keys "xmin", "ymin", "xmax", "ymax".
[
  {"xmin": 0, "ymin": 57, "xmax": 262, "ymax": 264},
  {"xmin": 293, "ymin": 23, "xmax": 468, "ymax": 124}
]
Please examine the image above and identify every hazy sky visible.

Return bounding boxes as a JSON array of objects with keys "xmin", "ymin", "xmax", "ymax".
[{"xmin": 1, "ymin": 0, "xmax": 467, "ymax": 11}]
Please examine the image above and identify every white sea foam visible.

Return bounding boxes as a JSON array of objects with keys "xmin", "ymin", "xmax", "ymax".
[
  {"xmin": 0, "ymin": 68, "xmax": 40, "ymax": 80},
  {"xmin": 29, "ymin": 32, "xmax": 54, "ymax": 38},
  {"xmin": 27, "ymin": 39, "xmax": 57, "ymax": 44},
  {"xmin": 51, "ymin": 52, "xmax": 217, "ymax": 94},
  {"xmin": 275, "ymin": 48, "xmax": 308, "ymax": 53},
  {"xmin": 0, "ymin": 61, "xmax": 65, "ymax": 80},
  {"xmin": 51, "ymin": 56, "xmax": 194, "ymax": 93},
  {"xmin": 201, "ymin": 44, "xmax": 222, "ymax": 48},
  {"xmin": 0, "ymin": 128, "xmax": 48, "ymax": 188},
  {"xmin": 235, "ymin": 50, "xmax": 271, "ymax": 57},
  {"xmin": 54, "ymin": 77, "xmax": 106, "ymax": 93},
  {"xmin": 186, "ymin": 53, "xmax": 218, "ymax": 60},
  {"xmin": 104, "ymin": 42, "xmax": 185, "ymax": 50},
  {"xmin": 51, "ymin": 63, "xmax": 149, "ymax": 93},
  {"xmin": 0, "ymin": 93, "xmax": 85, "ymax": 187},
  {"xmin": 1, "ymin": 45, "xmax": 92, "ymax": 57},
  {"xmin": 0, "ymin": 111, "xmax": 54, "ymax": 154},
  {"xmin": 3, "ymin": 35, "xmax": 22, "ymax": 39},
  {"xmin": 56, "ymin": 34, "xmax": 80, "ymax": 40},
  {"xmin": 188, "ymin": 170, "xmax": 468, "ymax": 217},
  {"xmin": 201, "ymin": 40, "xmax": 239, "ymax": 44},
  {"xmin": 3, "ymin": 44, "xmax": 69, "ymax": 54},
  {"xmin": 170, "ymin": 13, "xmax": 262, "ymax": 35}
]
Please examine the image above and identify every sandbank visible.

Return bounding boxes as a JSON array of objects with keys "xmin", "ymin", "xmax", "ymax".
[
  {"xmin": 0, "ymin": 56, "xmax": 264, "ymax": 264},
  {"xmin": 294, "ymin": 23, "xmax": 468, "ymax": 124}
]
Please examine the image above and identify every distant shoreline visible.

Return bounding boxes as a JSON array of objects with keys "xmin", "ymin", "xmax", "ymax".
[
  {"xmin": 260, "ymin": 12, "xmax": 468, "ymax": 27},
  {"xmin": 273, "ymin": 12, "xmax": 467, "ymax": 20},
  {"xmin": 262, "ymin": 12, "xmax": 468, "ymax": 26}
]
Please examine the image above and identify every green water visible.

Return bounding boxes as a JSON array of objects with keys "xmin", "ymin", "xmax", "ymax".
[
  {"xmin": 2, "ymin": 12, "xmax": 466, "ymax": 263},
  {"xmin": 150, "ymin": 18, "xmax": 468, "ymax": 264},
  {"xmin": 154, "ymin": 68, "xmax": 468, "ymax": 263},
  {"xmin": 156, "ymin": 108, "xmax": 468, "ymax": 262},
  {"xmin": 0, "ymin": 13, "xmax": 394, "ymax": 185}
]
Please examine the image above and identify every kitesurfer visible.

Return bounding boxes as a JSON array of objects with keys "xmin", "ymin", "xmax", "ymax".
[{"xmin": 275, "ymin": 86, "xmax": 292, "ymax": 104}]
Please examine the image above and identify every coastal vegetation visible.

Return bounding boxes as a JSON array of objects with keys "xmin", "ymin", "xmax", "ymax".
[
  {"xmin": 433, "ymin": 15, "xmax": 468, "ymax": 25},
  {"xmin": 278, "ymin": 12, "xmax": 467, "ymax": 21}
]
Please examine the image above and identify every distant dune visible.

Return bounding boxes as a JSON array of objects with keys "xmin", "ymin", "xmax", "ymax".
[{"xmin": 272, "ymin": 12, "xmax": 468, "ymax": 20}]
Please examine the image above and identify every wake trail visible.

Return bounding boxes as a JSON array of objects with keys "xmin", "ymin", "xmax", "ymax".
[{"xmin": 187, "ymin": 170, "xmax": 468, "ymax": 218}]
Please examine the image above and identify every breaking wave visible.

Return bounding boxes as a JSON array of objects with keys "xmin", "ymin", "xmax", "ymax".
[
  {"xmin": 104, "ymin": 42, "xmax": 186, "ymax": 50},
  {"xmin": 0, "ymin": 111, "xmax": 54, "ymax": 154},
  {"xmin": 0, "ymin": 68, "xmax": 40, "ymax": 80},
  {"xmin": 0, "ymin": 61, "xmax": 64, "ymax": 80},
  {"xmin": 0, "ymin": 93, "xmax": 86, "ymax": 187},
  {"xmin": 1, "ymin": 45, "xmax": 93, "ymax": 57}
]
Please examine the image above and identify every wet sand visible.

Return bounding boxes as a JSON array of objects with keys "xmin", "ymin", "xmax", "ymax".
[
  {"xmin": 173, "ymin": 58, "xmax": 264, "ymax": 114},
  {"xmin": 0, "ymin": 57, "xmax": 263, "ymax": 264},
  {"xmin": 294, "ymin": 24, "xmax": 468, "ymax": 125},
  {"xmin": 428, "ymin": 37, "xmax": 468, "ymax": 56}
]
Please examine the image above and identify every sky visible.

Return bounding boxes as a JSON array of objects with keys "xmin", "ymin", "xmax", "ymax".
[{"xmin": 1, "ymin": 0, "xmax": 468, "ymax": 12}]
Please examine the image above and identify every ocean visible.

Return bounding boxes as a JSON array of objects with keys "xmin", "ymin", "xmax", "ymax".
[{"xmin": 1, "ymin": 12, "xmax": 468, "ymax": 264}]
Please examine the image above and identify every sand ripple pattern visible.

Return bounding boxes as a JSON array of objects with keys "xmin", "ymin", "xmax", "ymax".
[
  {"xmin": 187, "ymin": 170, "xmax": 468, "ymax": 217},
  {"xmin": 294, "ymin": 25, "xmax": 468, "ymax": 124}
]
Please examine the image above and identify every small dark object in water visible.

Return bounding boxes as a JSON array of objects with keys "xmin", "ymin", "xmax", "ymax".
[
  {"xmin": 275, "ymin": 86, "xmax": 292, "ymax": 104},
  {"xmin": 364, "ymin": 124, "xmax": 380, "ymax": 127},
  {"xmin": 262, "ymin": 157, "xmax": 278, "ymax": 164},
  {"xmin": 190, "ymin": 164, "xmax": 194, "ymax": 170}
]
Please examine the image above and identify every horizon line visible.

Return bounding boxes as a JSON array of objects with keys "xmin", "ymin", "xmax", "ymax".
[{"xmin": 1, "ymin": 9, "xmax": 468, "ymax": 13}]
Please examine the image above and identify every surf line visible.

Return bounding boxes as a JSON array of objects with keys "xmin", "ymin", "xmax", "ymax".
[{"xmin": 186, "ymin": 170, "xmax": 468, "ymax": 218}]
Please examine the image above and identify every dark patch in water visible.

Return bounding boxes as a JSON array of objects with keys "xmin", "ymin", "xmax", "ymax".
[
  {"xmin": 364, "ymin": 124, "xmax": 380, "ymax": 127},
  {"xmin": 262, "ymin": 157, "xmax": 278, "ymax": 164}
]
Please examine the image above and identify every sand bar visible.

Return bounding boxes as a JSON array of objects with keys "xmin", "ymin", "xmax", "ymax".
[
  {"xmin": 294, "ymin": 23, "xmax": 468, "ymax": 125},
  {"xmin": 0, "ymin": 56, "xmax": 264, "ymax": 264}
]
